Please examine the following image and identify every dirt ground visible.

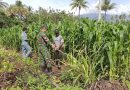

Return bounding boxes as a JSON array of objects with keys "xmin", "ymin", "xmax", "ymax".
[
  {"xmin": 0, "ymin": 52, "xmax": 129, "ymax": 90},
  {"xmin": 32, "ymin": 53, "xmax": 129, "ymax": 90},
  {"xmin": 31, "ymin": 53, "xmax": 67, "ymax": 76},
  {"xmin": 0, "ymin": 67, "xmax": 23, "ymax": 89},
  {"xmin": 88, "ymin": 80, "xmax": 128, "ymax": 90},
  {"xmin": 52, "ymin": 63, "xmax": 67, "ymax": 76}
]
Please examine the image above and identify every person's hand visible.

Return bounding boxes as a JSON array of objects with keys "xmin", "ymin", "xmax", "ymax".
[
  {"xmin": 45, "ymin": 38, "xmax": 49, "ymax": 42},
  {"xmin": 55, "ymin": 46, "xmax": 60, "ymax": 51},
  {"xmin": 55, "ymin": 47, "xmax": 58, "ymax": 51},
  {"xmin": 51, "ymin": 44, "xmax": 55, "ymax": 49}
]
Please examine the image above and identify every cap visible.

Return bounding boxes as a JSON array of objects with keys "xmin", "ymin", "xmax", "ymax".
[{"xmin": 40, "ymin": 24, "xmax": 48, "ymax": 30}]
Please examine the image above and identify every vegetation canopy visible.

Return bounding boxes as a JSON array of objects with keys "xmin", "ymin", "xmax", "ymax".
[{"xmin": 0, "ymin": 0, "xmax": 130, "ymax": 90}]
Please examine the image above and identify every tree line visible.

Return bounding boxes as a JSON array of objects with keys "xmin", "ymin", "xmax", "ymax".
[{"xmin": 0, "ymin": 0, "xmax": 129, "ymax": 28}]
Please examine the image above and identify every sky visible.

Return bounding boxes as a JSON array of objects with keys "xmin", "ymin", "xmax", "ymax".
[{"xmin": 4, "ymin": 0, "xmax": 130, "ymax": 15}]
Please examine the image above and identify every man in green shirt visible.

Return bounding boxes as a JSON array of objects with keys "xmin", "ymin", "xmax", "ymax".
[{"xmin": 37, "ymin": 24, "xmax": 55, "ymax": 73}]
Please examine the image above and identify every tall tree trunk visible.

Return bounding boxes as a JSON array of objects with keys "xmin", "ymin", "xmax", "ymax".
[
  {"xmin": 105, "ymin": 11, "xmax": 107, "ymax": 21},
  {"xmin": 78, "ymin": 6, "xmax": 81, "ymax": 27},
  {"xmin": 98, "ymin": 0, "xmax": 101, "ymax": 21}
]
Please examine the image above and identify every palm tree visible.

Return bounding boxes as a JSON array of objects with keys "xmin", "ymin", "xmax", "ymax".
[
  {"xmin": 16, "ymin": 0, "xmax": 23, "ymax": 7},
  {"xmin": 101, "ymin": 0, "xmax": 116, "ymax": 20},
  {"xmin": 0, "ymin": 0, "xmax": 8, "ymax": 8},
  {"xmin": 6, "ymin": 0, "xmax": 29, "ymax": 20},
  {"xmin": 70, "ymin": 0, "xmax": 88, "ymax": 25},
  {"xmin": 38, "ymin": 7, "xmax": 47, "ymax": 15},
  {"xmin": 28, "ymin": 6, "xmax": 33, "ymax": 12},
  {"xmin": 70, "ymin": 0, "xmax": 87, "ymax": 17}
]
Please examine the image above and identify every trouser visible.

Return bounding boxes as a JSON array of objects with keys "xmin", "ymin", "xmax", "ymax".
[
  {"xmin": 38, "ymin": 45, "xmax": 52, "ymax": 72},
  {"xmin": 54, "ymin": 50, "xmax": 63, "ymax": 67},
  {"xmin": 22, "ymin": 41, "xmax": 31, "ymax": 58},
  {"xmin": 40, "ymin": 59, "xmax": 52, "ymax": 72}
]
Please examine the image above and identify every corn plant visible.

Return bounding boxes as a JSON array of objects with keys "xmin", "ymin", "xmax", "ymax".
[{"xmin": 0, "ymin": 18, "xmax": 130, "ymax": 86}]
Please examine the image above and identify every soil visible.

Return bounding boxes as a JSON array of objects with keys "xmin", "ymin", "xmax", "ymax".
[
  {"xmin": 0, "ymin": 69, "xmax": 22, "ymax": 89},
  {"xmin": 51, "ymin": 62, "xmax": 67, "ymax": 77},
  {"xmin": 88, "ymin": 80, "xmax": 128, "ymax": 90},
  {"xmin": 0, "ymin": 57, "xmax": 24, "ymax": 89},
  {"xmin": 31, "ymin": 53, "xmax": 129, "ymax": 90},
  {"xmin": 0, "ymin": 52, "xmax": 129, "ymax": 90},
  {"xmin": 31, "ymin": 53, "xmax": 67, "ymax": 76}
]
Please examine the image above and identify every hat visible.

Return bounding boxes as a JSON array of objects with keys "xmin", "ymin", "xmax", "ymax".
[{"xmin": 40, "ymin": 24, "xmax": 48, "ymax": 30}]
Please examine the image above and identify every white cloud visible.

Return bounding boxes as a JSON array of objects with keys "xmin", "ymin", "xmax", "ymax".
[
  {"xmin": 67, "ymin": 1, "xmax": 130, "ymax": 15},
  {"xmin": 66, "ymin": 1, "xmax": 100, "ymax": 15},
  {"xmin": 108, "ymin": 4, "xmax": 130, "ymax": 15},
  {"xmin": 4, "ymin": 0, "xmax": 130, "ymax": 15}
]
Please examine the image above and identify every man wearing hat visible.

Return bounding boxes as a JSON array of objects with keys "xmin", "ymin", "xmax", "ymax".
[{"xmin": 37, "ymin": 24, "xmax": 55, "ymax": 73}]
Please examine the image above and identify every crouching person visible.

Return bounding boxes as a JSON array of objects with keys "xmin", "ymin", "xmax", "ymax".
[
  {"xmin": 21, "ymin": 27, "xmax": 31, "ymax": 58},
  {"xmin": 37, "ymin": 24, "xmax": 55, "ymax": 73}
]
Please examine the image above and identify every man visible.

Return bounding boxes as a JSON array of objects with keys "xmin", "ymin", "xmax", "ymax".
[
  {"xmin": 53, "ymin": 29, "xmax": 64, "ymax": 69},
  {"xmin": 37, "ymin": 24, "xmax": 55, "ymax": 73},
  {"xmin": 21, "ymin": 27, "xmax": 31, "ymax": 58}
]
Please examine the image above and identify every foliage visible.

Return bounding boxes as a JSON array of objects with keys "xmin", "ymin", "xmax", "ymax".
[
  {"xmin": 6, "ymin": 0, "xmax": 29, "ymax": 21},
  {"xmin": 101, "ymin": 0, "xmax": 116, "ymax": 11},
  {"xmin": 0, "ymin": 18, "xmax": 130, "ymax": 84},
  {"xmin": 0, "ymin": 11, "xmax": 20, "ymax": 28},
  {"xmin": 70, "ymin": 0, "xmax": 88, "ymax": 14},
  {"xmin": 49, "ymin": 85, "xmax": 83, "ymax": 90},
  {"xmin": 70, "ymin": 0, "xmax": 88, "ymax": 25},
  {"xmin": 0, "ymin": 0, "xmax": 8, "ymax": 9},
  {"xmin": 96, "ymin": 0, "xmax": 116, "ymax": 20},
  {"xmin": 0, "ymin": 47, "xmax": 83, "ymax": 90},
  {"xmin": 0, "ymin": 0, "xmax": 130, "ymax": 89},
  {"xmin": 97, "ymin": 0, "xmax": 116, "ymax": 20}
]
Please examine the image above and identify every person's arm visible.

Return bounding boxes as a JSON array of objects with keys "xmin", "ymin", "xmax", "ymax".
[{"xmin": 42, "ymin": 35, "xmax": 55, "ymax": 49}]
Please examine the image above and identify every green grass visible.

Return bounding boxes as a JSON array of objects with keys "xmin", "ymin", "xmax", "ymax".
[{"xmin": 0, "ymin": 18, "xmax": 130, "ymax": 89}]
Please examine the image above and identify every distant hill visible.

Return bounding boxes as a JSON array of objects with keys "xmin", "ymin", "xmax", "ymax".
[{"xmin": 81, "ymin": 13, "xmax": 129, "ymax": 21}]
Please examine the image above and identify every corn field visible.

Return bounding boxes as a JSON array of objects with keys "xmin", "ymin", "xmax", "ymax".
[{"xmin": 0, "ymin": 18, "xmax": 130, "ymax": 88}]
